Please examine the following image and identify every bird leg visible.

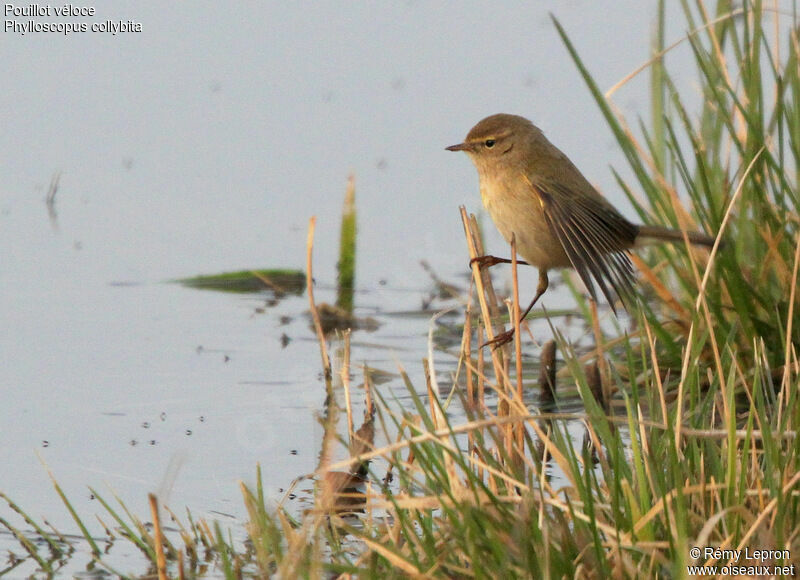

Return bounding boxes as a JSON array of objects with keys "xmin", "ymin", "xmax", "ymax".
[{"xmin": 483, "ymin": 270, "xmax": 549, "ymax": 349}]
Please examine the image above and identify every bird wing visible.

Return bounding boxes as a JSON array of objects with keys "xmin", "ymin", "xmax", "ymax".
[{"xmin": 530, "ymin": 177, "xmax": 639, "ymax": 312}]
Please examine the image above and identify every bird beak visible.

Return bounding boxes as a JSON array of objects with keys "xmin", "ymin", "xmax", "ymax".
[{"xmin": 445, "ymin": 141, "xmax": 476, "ymax": 153}]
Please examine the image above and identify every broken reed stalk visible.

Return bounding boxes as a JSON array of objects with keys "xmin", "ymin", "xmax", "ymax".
[
  {"xmin": 306, "ymin": 216, "xmax": 331, "ymax": 379},
  {"xmin": 468, "ymin": 214, "xmax": 505, "ymax": 329},
  {"xmin": 461, "ymin": 207, "xmax": 530, "ymax": 463},
  {"xmin": 148, "ymin": 493, "xmax": 167, "ymax": 580},
  {"xmin": 459, "ymin": 207, "xmax": 509, "ymax": 396}
]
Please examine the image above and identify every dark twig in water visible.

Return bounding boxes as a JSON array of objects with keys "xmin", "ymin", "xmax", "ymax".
[{"xmin": 538, "ymin": 340, "xmax": 557, "ymax": 404}]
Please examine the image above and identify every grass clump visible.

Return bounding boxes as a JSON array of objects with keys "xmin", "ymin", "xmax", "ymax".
[{"xmin": 243, "ymin": 1, "xmax": 799, "ymax": 577}]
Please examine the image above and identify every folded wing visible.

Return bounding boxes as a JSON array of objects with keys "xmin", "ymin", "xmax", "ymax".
[{"xmin": 534, "ymin": 179, "xmax": 639, "ymax": 312}]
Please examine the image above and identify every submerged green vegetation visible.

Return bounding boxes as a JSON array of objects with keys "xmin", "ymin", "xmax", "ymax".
[
  {"xmin": 174, "ymin": 269, "xmax": 305, "ymax": 295},
  {"xmin": 2, "ymin": 1, "xmax": 799, "ymax": 577},
  {"xmin": 335, "ymin": 174, "xmax": 357, "ymax": 314}
]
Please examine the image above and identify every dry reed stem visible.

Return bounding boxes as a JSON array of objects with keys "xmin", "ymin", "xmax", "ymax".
[
  {"xmin": 363, "ymin": 365, "xmax": 373, "ymax": 417},
  {"xmin": 510, "ymin": 234, "xmax": 526, "ymax": 457},
  {"xmin": 341, "ymin": 329, "xmax": 354, "ymax": 441},
  {"xmin": 148, "ymin": 493, "xmax": 167, "ymax": 580},
  {"xmin": 178, "ymin": 548, "xmax": 185, "ymax": 580},
  {"xmin": 460, "ymin": 206, "xmax": 522, "ymax": 464},
  {"xmin": 468, "ymin": 214, "xmax": 505, "ymax": 333},
  {"xmin": 422, "ymin": 358, "xmax": 439, "ymax": 429},
  {"xmin": 306, "ymin": 216, "xmax": 331, "ymax": 378},
  {"xmin": 502, "ymin": 302, "xmax": 516, "ymax": 456},
  {"xmin": 298, "ymin": 216, "xmax": 348, "ymax": 574},
  {"xmin": 464, "ymin": 307, "xmax": 474, "ymax": 406},
  {"xmin": 306, "ymin": 294, "xmax": 347, "ymax": 564},
  {"xmin": 477, "ymin": 324, "xmax": 486, "ymax": 407}
]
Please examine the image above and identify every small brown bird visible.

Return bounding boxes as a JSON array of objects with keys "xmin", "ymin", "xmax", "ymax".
[{"xmin": 447, "ymin": 113, "xmax": 717, "ymax": 344}]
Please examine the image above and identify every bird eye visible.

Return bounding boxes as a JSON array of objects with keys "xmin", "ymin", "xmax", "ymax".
[{"xmin": 484, "ymin": 139, "xmax": 496, "ymax": 148}]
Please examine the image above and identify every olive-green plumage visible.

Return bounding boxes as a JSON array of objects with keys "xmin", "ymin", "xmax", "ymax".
[{"xmin": 448, "ymin": 113, "xmax": 717, "ymax": 322}]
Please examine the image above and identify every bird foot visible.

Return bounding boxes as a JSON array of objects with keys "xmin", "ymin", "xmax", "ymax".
[
  {"xmin": 482, "ymin": 328, "xmax": 516, "ymax": 349},
  {"xmin": 470, "ymin": 255, "xmax": 504, "ymax": 268},
  {"xmin": 469, "ymin": 255, "xmax": 526, "ymax": 269}
]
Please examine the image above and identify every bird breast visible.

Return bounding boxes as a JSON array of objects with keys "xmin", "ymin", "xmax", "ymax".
[{"xmin": 479, "ymin": 172, "xmax": 572, "ymax": 270}]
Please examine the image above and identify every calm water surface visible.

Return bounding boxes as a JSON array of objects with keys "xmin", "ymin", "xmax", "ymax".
[{"xmin": 1, "ymin": 1, "xmax": 676, "ymax": 574}]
